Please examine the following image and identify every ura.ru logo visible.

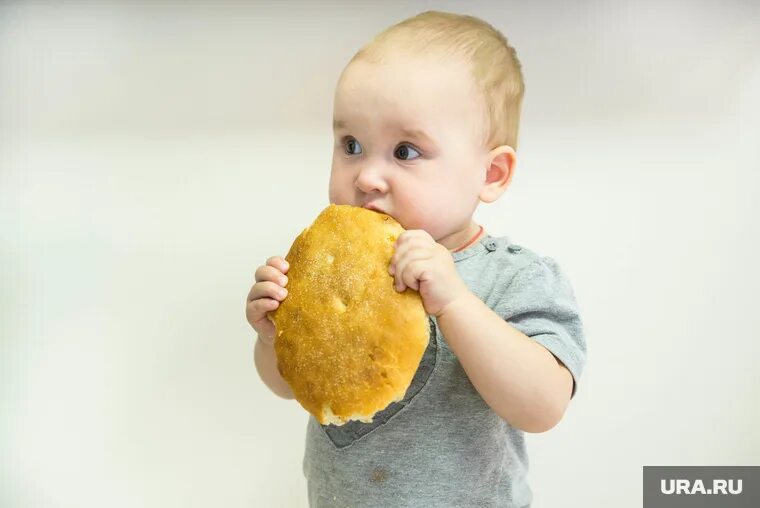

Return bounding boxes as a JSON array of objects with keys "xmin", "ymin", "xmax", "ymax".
[{"xmin": 661, "ymin": 478, "xmax": 742, "ymax": 495}]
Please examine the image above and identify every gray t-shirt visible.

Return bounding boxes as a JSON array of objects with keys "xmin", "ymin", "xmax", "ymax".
[{"xmin": 302, "ymin": 234, "xmax": 587, "ymax": 507}]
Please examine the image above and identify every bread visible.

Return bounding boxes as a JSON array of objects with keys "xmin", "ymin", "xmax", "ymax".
[{"xmin": 269, "ymin": 204, "xmax": 429, "ymax": 426}]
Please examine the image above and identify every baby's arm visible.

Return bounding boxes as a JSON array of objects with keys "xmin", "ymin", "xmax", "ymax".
[
  {"xmin": 437, "ymin": 293, "xmax": 573, "ymax": 433},
  {"xmin": 254, "ymin": 335, "xmax": 294, "ymax": 399},
  {"xmin": 388, "ymin": 231, "xmax": 580, "ymax": 431}
]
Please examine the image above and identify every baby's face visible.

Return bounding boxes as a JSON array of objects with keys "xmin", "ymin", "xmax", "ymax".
[{"xmin": 328, "ymin": 54, "xmax": 489, "ymax": 241}]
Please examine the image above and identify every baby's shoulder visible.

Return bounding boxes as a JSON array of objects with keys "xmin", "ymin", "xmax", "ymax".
[
  {"xmin": 480, "ymin": 235, "xmax": 545, "ymax": 272},
  {"xmin": 471, "ymin": 236, "xmax": 575, "ymax": 301}
]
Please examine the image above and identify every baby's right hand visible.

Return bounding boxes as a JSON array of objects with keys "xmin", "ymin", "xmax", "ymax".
[{"xmin": 246, "ymin": 256, "xmax": 289, "ymax": 345}]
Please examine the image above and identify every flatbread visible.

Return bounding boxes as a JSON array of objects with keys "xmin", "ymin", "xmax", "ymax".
[{"xmin": 269, "ymin": 204, "xmax": 429, "ymax": 425}]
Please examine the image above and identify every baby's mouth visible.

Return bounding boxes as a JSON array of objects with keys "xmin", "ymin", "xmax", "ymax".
[
  {"xmin": 362, "ymin": 204, "xmax": 388, "ymax": 215},
  {"xmin": 360, "ymin": 204, "xmax": 405, "ymax": 226}
]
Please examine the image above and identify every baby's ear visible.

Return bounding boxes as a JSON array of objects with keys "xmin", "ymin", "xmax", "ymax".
[{"xmin": 479, "ymin": 145, "xmax": 516, "ymax": 203}]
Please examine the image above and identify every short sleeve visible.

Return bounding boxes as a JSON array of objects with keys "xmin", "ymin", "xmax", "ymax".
[{"xmin": 492, "ymin": 257, "xmax": 587, "ymax": 398}]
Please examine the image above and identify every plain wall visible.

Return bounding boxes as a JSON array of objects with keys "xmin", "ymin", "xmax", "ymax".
[{"xmin": 1, "ymin": 1, "xmax": 759, "ymax": 506}]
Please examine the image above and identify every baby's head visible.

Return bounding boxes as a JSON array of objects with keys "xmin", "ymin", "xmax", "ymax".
[{"xmin": 328, "ymin": 11, "xmax": 525, "ymax": 245}]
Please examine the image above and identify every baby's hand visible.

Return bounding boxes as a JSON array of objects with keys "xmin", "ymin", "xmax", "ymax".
[
  {"xmin": 389, "ymin": 230, "xmax": 470, "ymax": 317},
  {"xmin": 246, "ymin": 256, "xmax": 289, "ymax": 345}
]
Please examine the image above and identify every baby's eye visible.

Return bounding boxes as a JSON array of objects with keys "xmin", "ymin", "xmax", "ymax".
[
  {"xmin": 394, "ymin": 144, "xmax": 421, "ymax": 160},
  {"xmin": 343, "ymin": 137, "xmax": 363, "ymax": 155}
]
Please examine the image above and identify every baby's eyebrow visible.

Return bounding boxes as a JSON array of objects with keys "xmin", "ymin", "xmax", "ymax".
[
  {"xmin": 398, "ymin": 126, "xmax": 435, "ymax": 146},
  {"xmin": 332, "ymin": 119, "xmax": 435, "ymax": 146}
]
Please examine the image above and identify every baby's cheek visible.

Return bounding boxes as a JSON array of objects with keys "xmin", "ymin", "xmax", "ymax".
[
  {"xmin": 406, "ymin": 199, "xmax": 451, "ymax": 238},
  {"xmin": 429, "ymin": 198, "xmax": 474, "ymax": 238},
  {"xmin": 328, "ymin": 176, "xmax": 351, "ymax": 204}
]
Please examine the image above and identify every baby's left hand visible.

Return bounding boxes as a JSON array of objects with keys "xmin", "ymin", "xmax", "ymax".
[{"xmin": 389, "ymin": 230, "xmax": 471, "ymax": 317}]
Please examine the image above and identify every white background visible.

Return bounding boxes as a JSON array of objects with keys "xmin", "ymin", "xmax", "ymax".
[{"xmin": 2, "ymin": 1, "xmax": 759, "ymax": 506}]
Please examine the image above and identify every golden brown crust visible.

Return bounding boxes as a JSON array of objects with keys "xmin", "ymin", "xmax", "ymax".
[{"xmin": 269, "ymin": 204, "xmax": 429, "ymax": 425}]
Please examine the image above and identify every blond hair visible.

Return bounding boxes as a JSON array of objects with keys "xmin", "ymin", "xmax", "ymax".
[{"xmin": 349, "ymin": 11, "xmax": 525, "ymax": 150}]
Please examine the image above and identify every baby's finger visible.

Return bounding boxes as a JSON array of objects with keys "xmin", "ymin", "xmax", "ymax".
[
  {"xmin": 390, "ymin": 238, "xmax": 428, "ymax": 271},
  {"xmin": 249, "ymin": 280, "xmax": 289, "ymax": 302},
  {"xmin": 400, "ymin": 258, "xmax": 427, "ymax": 292},
  {"xmin": 255, "ymin": 264, "xmax": 289, "ymax": 286},
  {"xmin": 266, "ymin": 256, "xmax": 290, "ymax": 274},
  {"xmin": 393, "ymin": 229, "xmax": 431, "ymax": 248},
  {"xmin": 246, "ymin": 297, "xmax": 281, "ymax": 325},
  {"xmin": 394, "ymin": 250, "xmax": 432, "ymax": 292}
]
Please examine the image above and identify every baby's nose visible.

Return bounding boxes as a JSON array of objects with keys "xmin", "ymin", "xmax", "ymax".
[{"xmin": 355, "ymin": 167, "xmax": 389, "ymax": 194}]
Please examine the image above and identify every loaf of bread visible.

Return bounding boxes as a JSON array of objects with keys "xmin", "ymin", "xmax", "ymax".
[{"xmin": 269, "ymin": 204, "xmax": 429, "ymax": 425}]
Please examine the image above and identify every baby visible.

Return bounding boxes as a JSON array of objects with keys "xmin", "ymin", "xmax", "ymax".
[{"xmin": 247, "ymin": 10, "xmax": 587, "ymax": 507}]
